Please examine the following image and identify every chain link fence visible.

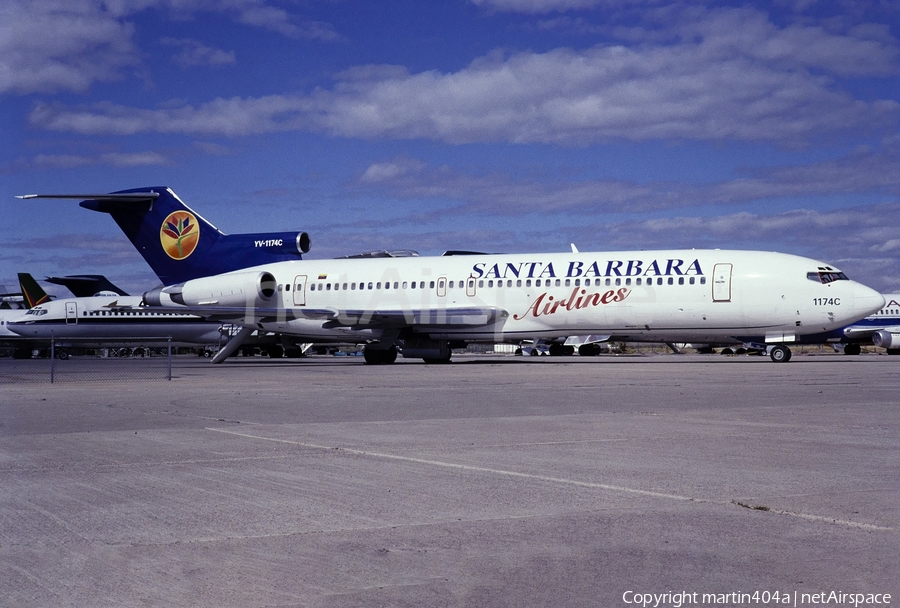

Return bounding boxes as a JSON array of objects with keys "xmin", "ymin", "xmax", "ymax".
[{"xmin": 0, "ymin": 337, "xmax": 174, "ymax": 383}]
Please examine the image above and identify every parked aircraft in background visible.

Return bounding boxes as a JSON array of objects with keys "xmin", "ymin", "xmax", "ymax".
[
  {"xmin": 7, "ymin": 273, "xmax": 309, "ymax": 361},
  {"xmin": 7, "ymin": 294, "xmax": 228, "ymax": 346},
  {"xmin": 18, "ymin": 273, "xmax": 53, "ymax": 308},
  {"xmin": 20, "ymin": 187, "xmax": 885, "ymax": 364},
  {"xmin": 45, "ymin": 274, "xmax": 129, "ymax": 297},
  {"xmin": 804, "ymin": 294, "xmax": 900, "ymax": 355},
  {"xmin": 1, "ymin": 278, "xmax": 36, "ymax": 357}
]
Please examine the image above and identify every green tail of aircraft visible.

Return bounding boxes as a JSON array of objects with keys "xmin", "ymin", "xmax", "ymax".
[{"xmin": 17, "ymin": 273, "xmax": 51, "ymax": 308}]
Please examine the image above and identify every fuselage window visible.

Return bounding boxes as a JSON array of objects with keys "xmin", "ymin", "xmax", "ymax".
[
  {"xmin": 402, "ymin": 281, "xmax": 408, "ymax": 289},
  {"xmin": 367, "ymin": 282, "xmax": 373, "ymax": 289},
  {"xmin": 488, "ymin": 280, "xmax": 493, "ymax": 288},
  {"xmin": 625, "ymin": 278, "xmax": 631, "ymax": 286},
  {"xmin": 700, "ymin": 277, "xmax": 706, "ymax": 285},
  {"xmin": 326, "ymin": 284, "xmax": 331, "ymax": 291},
  {"xmin": 565, "ymin": 279, "xmax": 570, "ymax": 287},
  {"xmin": 478, "ymin": 280, "xmax": 484, "ymax": 288},
  {"xmin": 678, "ymin": 277, "xmax": 684, "ymax": 285},
  {"xmin": 636, "ymin": 278, "xmax": 642, "ymax": 286},
  {"xmin": 516, "ymin": 280, "xmax": 522, "ymax": 287},
  {"xmin": 429, "ymin": 281, "xmax": 435, "ymax": 289},
  {"xmin": 605, "ymin": 278, "xmax": 611, "ymax": 286},
  {"xmin": 668, "ymin": 277, "xmax": 674, "ymax": 285},
  {"xmin": 689, "ymin": 277, "xmax": 695, "ymax": 285},
  {"xmin": 555, "ymin": 279, "xmax": 562, "ymax": 287},
  {"xmin": 615, "ymin": 278, "xmax": 621, "ymax": 286},
  {"xmin": 285, "ymin": 284, "xmax": 291, "ymax": 292}
]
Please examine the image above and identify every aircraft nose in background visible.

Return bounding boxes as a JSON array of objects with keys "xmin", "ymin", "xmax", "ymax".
[{"xmin": 850, "ymin": 282, "xmax": 885, "ymax": 321}]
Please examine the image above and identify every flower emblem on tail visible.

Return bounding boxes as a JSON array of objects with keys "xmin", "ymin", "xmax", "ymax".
[{"xmin": 160, "ymin": 211, "xmax": 200, "ymax": 260}]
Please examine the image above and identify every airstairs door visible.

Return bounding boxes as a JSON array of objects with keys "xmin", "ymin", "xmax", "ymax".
[
  {"xmin": 65, "ymin": 302, "xmax": 77, "ymax": 324},
  {"xmin": 712, "ymin": 263, "xmax": 733, "ymax": 302},
  {"xmin": 292, "ymin": 275, "xmax": 307, "ymax": 306}
]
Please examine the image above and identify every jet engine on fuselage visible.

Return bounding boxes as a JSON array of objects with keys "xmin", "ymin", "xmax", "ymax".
[
  {"xmin": 144, "ymin": 270, "xmax": 278, "ymax": 309},
  {"xmin": 872, "ymin": 330, "xmax": 900, "ymax": 350}
]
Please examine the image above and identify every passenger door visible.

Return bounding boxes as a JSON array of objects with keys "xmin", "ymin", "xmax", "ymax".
[
  {"xmin": 712, "ymin": 263, "xmax": 733, "ymax": 302},
  {"xmin": 293, "ymin": 275, "xmax": 307, "ymax": 306},
  {"xmin": 65, "ymin": 301, "xmax": 78, "ymax": 324}
]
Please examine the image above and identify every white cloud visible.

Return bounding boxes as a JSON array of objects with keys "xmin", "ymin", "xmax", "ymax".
[
  {"xmin": 0, "ymin": 0, "xmax": 139, "ymax": 94},
  {"xmin": 27, "ymin": 5, "xmax": 898, "ymax": 145},
  {"xmin": 161, "ymin": 38, "xmax": 236, "ymax": 67},
  {"xmin": 350, "ymin": 143, "xmax": 900, "ymax": 217},
  {"xmin": 0, "ymin": 0, "xmax": 337, "ymax": 95},
  {"xmin": 30, "ymin": 150, "xmax": 169, "ymax": 168},
  {"xmin": 471, "ymin": 0, "xmax": 626, "ymax": 14}
]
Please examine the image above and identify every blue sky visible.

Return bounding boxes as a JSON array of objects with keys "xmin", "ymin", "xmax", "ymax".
[{"xmin": 2, "ymin": 0, "xmax": 899, "ymax": 296}]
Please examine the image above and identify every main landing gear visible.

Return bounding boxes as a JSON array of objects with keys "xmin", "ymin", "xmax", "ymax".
[
  {"xmin": 768, "ymin": 344, "xmax": 792, "ymax": 363},
  {"xmin": 363, "ymin": 344, "xmax": 398, "ymax": 365}
]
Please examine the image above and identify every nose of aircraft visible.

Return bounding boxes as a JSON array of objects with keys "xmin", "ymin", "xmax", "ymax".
[{"xmin": 846, "ymin": 281, "xmax": 885, "ymax": 322}]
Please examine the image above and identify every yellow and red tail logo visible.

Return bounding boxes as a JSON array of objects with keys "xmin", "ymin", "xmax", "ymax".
[{"xmin": 160, "ymin": 211, "xmax": 199, "ymax": 260}]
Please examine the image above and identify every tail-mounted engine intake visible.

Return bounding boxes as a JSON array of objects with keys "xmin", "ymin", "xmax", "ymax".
[{"xmin": 144, "ymin": 270, "xmax": 279, "ymax": 308}]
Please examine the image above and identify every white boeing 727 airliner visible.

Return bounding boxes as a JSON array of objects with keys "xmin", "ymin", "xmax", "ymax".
[
  {"xmin": 19, "ymin": 187, "xmax": 885, "ymax": 364},
  {"xmin": 143, "ymin": 249, "xmax": 884, "ymax": 364}
]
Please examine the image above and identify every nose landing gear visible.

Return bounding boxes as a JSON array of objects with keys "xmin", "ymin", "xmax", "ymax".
[{"xmin": 768, "ymin": 344, "xmax": 792, "ymax": 363}]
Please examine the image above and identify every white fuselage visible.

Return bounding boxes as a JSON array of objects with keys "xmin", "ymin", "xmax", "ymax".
[
  {"xmin": 155, "ymin": 249, "xmax": 885, "ymax": 345},
  {"xmin": 7, "ymin": 295, "xmax": 225, "ymax": 344}
]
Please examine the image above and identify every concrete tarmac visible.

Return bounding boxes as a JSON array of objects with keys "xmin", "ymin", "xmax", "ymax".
[{"xmin": 1, "ymin": 352, "xmax": 898, "ymax": 607}]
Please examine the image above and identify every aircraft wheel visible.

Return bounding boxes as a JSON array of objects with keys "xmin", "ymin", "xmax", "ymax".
[
  {"xmin": 364, "ymin": 345, "xmax": 397, "ymax": 365},
  {"xmin": 769, "ymin": 345, "xmax": 792, "ymax": 363},
  {"xmin": 578, "ymin": 343, "xmax": 602, "ymax": 356},
  {"xmin": 57, "ymin": 350, "xmax": 69, "ymax": 360},
  {"xmin": 843, "ymin": 343, "xmax": 861, "ymax": 356},
  {"xmin": 423, "ymin": 353, "xmax": 451, "ymax": 364}
]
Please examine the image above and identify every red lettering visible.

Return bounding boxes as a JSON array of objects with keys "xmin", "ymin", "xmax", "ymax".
[{"xmin": 512, "ymin": 287, "xmax": 632, "ymax": 320}]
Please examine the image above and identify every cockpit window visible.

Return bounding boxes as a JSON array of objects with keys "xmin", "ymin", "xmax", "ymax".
[
  {"xmin": 25, "ymin": 308, "xmax": 48, "ymax": 316},
  {"xmin": 806, "ymin": 271, "xmax": 848, "ymax": 284}
]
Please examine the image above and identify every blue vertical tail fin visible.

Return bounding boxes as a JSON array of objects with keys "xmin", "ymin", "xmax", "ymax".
[{"xmin": 18, "ymin": 187, "xmax": 311, "ymax": 285}]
